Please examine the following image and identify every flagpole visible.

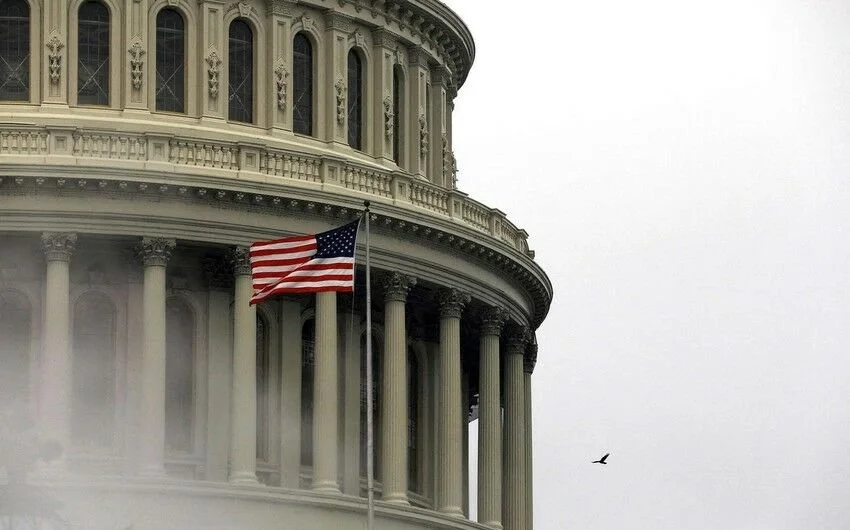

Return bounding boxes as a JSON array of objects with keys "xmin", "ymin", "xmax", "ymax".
[{"xmin": 364, "ymin": 200, "xmax": 375, "ymax": 530}]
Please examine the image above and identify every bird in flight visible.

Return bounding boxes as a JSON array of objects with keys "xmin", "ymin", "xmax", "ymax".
[{"xmin": 592, "ymin": 453, "xmax": 610, "ymax": 464}]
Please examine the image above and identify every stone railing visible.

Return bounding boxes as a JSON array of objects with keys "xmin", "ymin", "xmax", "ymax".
[{"xmin": 0, "ymin": 126, "xmax": 532, "ymax": 257}]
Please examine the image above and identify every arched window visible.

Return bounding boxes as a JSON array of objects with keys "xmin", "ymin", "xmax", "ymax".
[
  {"xmin": 292, "ymin": 32, "xmax": 313, "ymax": 136},
  {"xmin": 407, "ymin": 351, "xmax": 419, "ymax": 492},
  {"xmin": 300, "ymin": 319, "xmax": 315, "ymax": 467},
  {"xmin": 228, "ymin": 19, "xmax": 253, "ymax": 123},
  {"xmin": 77, "ymin": 1, "xmax": 109, "ymax": 106},
  {"xmin": 0, "ymin": 290, "xmax": 30, "ymax": 409},
  {"xmin": 0, "ymin": 0, "xmax": 30, "ymax": 101},
  {"xmin": 347, "ymin": 49, "xmax": 363, "ymax": 150},
  {"xmin": 392, "ymin": 66, "xmax": 404, "ymax": 165},
  {"xmin": 165, "ymin": 298, "xmax": 194, "ymax": 454},
  {"xmin": 72, "ymin": 292, "xmax": 115, "ymax": 448},
  {"xmin": 256, "ymin": 314, "xmax": 269, "ymax": 461},
  {"xmin": 155, "ymin": 8, "xmax": 185, "ymax": 113}
]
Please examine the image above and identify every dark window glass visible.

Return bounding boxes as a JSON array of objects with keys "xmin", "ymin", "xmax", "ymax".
[
  {"xmin": 72, "ymin": 293, "xmax": 115, "ymax": 448},
  {"xmin": 166, "ymin": 298, "xmax": 194, "ymax": 453},
  {"xmin": 392, "ymin": 67, "xmax": 403, "ymax": 164},
  {"xmin": 0, "ymin": 290, "xmax": 30, "ymax": 408},
  {"xmin": 347, "ymin": 50, "xmax": 363, "ymax": 150},
  {"xmin": 292, "ymin": 33, "xmax": 313, "ymax": 136},
  {"xmin": 155, "ymin": 9, "xmax": 185, "ymax": 113},
  {"xmin": 300, "ymin": 320, "xmax": 315, "ymax": 468},
  {"xmin": 256, "ymin": 315, "xmax": 268, "ymax": 460},
  {"xmin": 228, "ymin": 19, "xmax": 253, "ymax": 123},
  {"xmin": 0, "ymin": 0, "xmax": 29, "ymax": 101},
  {"xmin": 77, "ymin": 1, "xmax": 109, "ymax": 106}
]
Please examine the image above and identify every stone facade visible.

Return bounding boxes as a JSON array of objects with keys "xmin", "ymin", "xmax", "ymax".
[{"xmin": 0, "ymin": 1, "xmax": 551, "ymax": 529}]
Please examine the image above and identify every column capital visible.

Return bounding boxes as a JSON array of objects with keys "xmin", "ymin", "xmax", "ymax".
[
  {"xmin": 372, "ymin": 28, "xmax": 396, "ymax": 49},
  {"xmin": 267, "ymin": 0, "xmax": 297, "ymax": 16},
  {"xmin": 325, "ymin": 11, "xmax": 353, "ymax": 32},
  {"xmin": 231, "ymin": 246, "xmax": 252, "ymax": 277},
  {"xmin": 437, "ymin": 288, "xmax": 470, "ymax": 319},
  {"xmin": 505, "ymin": 325, "xmax": 531, "ymax": 355},
  {"xmin": 136, "ymin": 238, "xmax": 175, "ymax": 267},
  {"xmin": 524, "ymin": 343, "xmax": 538, "ymax": 374},
  {"xmin": 41, "ymin": 233, "xmax": 77, "ymax": 262},
  {"xmin": 382, "ymin": 272, "xmax": 416, "ymax": 303},
  {"xmin": 479, "ymin": 306, "xmax": 507, "ymax": 337}
]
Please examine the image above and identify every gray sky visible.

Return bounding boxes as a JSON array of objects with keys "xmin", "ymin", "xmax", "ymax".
[{"xmin": 448, "ymin": 1, "xmax": 850, "ymax": 528}]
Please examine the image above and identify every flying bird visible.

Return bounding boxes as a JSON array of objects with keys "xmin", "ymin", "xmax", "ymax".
[{"xmin": 592, "ymin": 453, "xmax": 610, "ymax": 464}]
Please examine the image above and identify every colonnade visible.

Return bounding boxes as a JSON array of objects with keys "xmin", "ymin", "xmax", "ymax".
[{"xmin": 34, "ymin": 233, "xmax": 536, "ymax": 530}]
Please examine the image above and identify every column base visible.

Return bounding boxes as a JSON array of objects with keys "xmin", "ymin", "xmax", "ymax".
[
  {"xmin": 311, "ymin": 481, "xmax": 341, "ymax": 494},
  {"xmin": 481, "ymin": 521, "xmax": 503, "ymax": 530},
  {"xmin": 228, "ymin": 472, "xmax": 260, "ymax": 485},
  {"xmin": 382, "ymin": 493, "xmax": 410, "ymax": 506},
  {"xmin": 438, "ymin": 506, "xmax": 465, "ymax": 518}
]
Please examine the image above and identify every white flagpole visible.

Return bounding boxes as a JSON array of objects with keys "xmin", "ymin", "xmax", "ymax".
[{"xmin": 364, "ymin": 200, "xmax": 375, "ymax": 530}]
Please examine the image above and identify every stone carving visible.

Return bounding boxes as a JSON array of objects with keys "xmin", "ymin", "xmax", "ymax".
[
  {"xmin": 206, "ymin": 48, "xmax": 222, "ymax": 99},
  {"xmin": 480, "ymin": 306, "xmax": 507, "ymax": 336},
  {"xmin": 335, "ymin": 78, "xmax": 347, "ymax": 124},
  {"xmin": 418, "ymin": 113, "xmax": 428, "ymax": 157},
  {"xmin": 41, "ymin": 233, "xmax": 77, "ymax": 262},
  {"xmin": 442, "ymin": 135, "xmax": 450, "ymax": 178},
  {"xmin": 136, "ymin": 237, "xmax": 175, "ymax": 267},
  {"xmin": 383, "ymin": 95, "xmax": 393, "ymax": 139},
  {"xmin": 394, "ymin": 46, "xmax": 406, "ymax": 69},
  {"xmin": 45, "ymin": 34, "xmax": 64, "ymax": 85},
  {"xmin": 274, "ymin": 59, "xmax": 288, "ymax": 111},
  {"xmin": 227, "ymin": 0, "xmax": 253, "ymax": 17},
  {"xmin": 437, "ymin": 288, "xmax": 469, "ymax": 319},
  {"xmin": 351, "ymin": 29, "xmax": 366, "ymax": 49},
  {"xmin": 128, "ymin": 40, "xmax": 146, "ymax": 90},
  {"xmin": 231, "ymin": 247, "xmax": 252, "ymax": 276},
  {"xmin": 524, "ymin": 342, "xmax": 538, "ymax": 374},
  {"xmin": 382, "ymin": 272, "xmax": 416, "ymax": 302},
  {"xmin": 295, "ymin": 14, "xmax": 317, "ymax": 32},
  {"xmin": 505, "ymin": 325, "xmax": 531, "ymax": 354}
]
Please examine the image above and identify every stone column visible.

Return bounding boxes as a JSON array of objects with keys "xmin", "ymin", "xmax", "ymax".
[
  {"xmin": 340, "ymin": 296, "xmax": 361, "ymax": 495},
  {"xmin": 39, "ymin": 233, "xmax": 76, "ymax": 469},
  {"xmin": 380, "ymin": 273, "xmax": 416, "ymax": 504},
  {"xmin": 436, "ymin": 288, "xmax": 469, "ymax": 516},
  {"xmin": 372, "ymin": 29, "xmax": 396, "ymax": 163},
  {"xmin": 524, "ymin": 343, "xmax": 537, "ymax": 530},
  {"xmin": 312, "ymin": 291, "xmax": 339, "ymax": 492},
  {"xmin": 430, "ymin": 66, "xmax": 449, "ymax": 187},
  {"xmin": 136, "ymin": 237, "xmax": 175, "ymax": 477},
  {"xmin": 407, "ymin": 48, "xmax": 429, "ymax": 179},
  {"xmin": 324, "ymin": 13, "xmax": 352, "ymax": 146},
  {"xmin": 42, "ymin": 0, "xmax": 68, "ymax": 105},
  {"xmin": 229, "ymin": 247, "xmax": 258, "ymax": 484},
  {"xmin": 267, "ymin": 0, "xmax": 295, "ymax": 133},
  {"xmin": 123, "ymin": 0, "xmax": 149, "ymax": 110},
  {"xmin": 478, "ymin": 307, "xmax": 507, "ymax": 528},
  {"xmin": 279, "ymin": 297, "xmax": 303, "ymax": 489},
  {"xmin": 503, "ymin": 327, "xmax": 529, "ymax": 530},
  {"xmin": 197, "ymin": 0, "xmax": 226, "ymax": 121}
]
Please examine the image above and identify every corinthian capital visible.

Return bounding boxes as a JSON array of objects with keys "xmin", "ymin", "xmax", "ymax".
[
  {"xmin": 136, "ymin": 237, "xmax": 175, "ymax": 267},
  {"xmin": 479, "ymin": 306, "xmax": 507, "ymax": 337},
  {"xmin": 41, "ymin": 233, "xmax": 77, "ymax": 262},
  {"xmin": 524, "ymin": 342, "xmax": 538, "ymax": 374},
  {"xmin": 382, "ymin": 272, "xmax": 416, "ymax": 303},
  {"xmin": 231, "ymin": 246, "xmax": 252, "ymax": 276},
  {"xmin": 505, "ymin": 324, "xmax": 531, "ymax": 355},
  {"xmin": 437, "ymin": 288, "xmax": 470, "ymax": 319}
]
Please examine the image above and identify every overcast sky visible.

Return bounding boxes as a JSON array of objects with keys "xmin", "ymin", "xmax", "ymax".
[{"xmin": 447, "ymin": 1, "xmax": 850, "ymax": 528}]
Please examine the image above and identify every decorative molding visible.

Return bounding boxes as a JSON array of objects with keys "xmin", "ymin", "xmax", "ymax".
[
  {"xmin": 480, "ymin": 306, "xmax": 507, "ymax": 337},
  {"xmin": 505, "ymin": 325, "xmax": 531, "ymax": 355},
  {"xmin": 294, "ymin": 14, "xmax": 318, "ymax": 32},
  {"xmin": 128, "ymin": 40, "xmax": 146, "ymax": 90},
  {"xmin": 383, "ymin": 95, "xmax": 393, "ymax": 139},
  {"xmin": 418, "ymin": 113, "xmax": 428, "ymax": 157},
  {"xmin": 136, "ymin": 237, "xmax": 175, "ymax": 267},
  {"xmin": 41, "ymin": 233, "xmax": 77, "ymax": 262},
  {"xmin": 335, "ymin": 78, "xmax": 347, "ymax": 124},
  {"xmin": 381, "ymin": 272, "xmax": 416, "ymax": 303},
  {"xmin": 350, "ymin": 29, "xmax": 366, "ymax": 49},
  {"xmin": 274, "ymin": 59, "xmax": 288, "ymax": 111},
  {"xmin": 267, "ymin": 0, "xmax": 296, "ymax": 16},
  {"xmin": 206, "ymin": 48, "xmax": 222, "ymax": 99},
  {"xmin": 45, "ymin": 33, "xmax": 64, "ymax": 85},
  {"xmin": 231, "ymin": 246, "xmax": 252, "ymax": 276},
  {"xmin": 524, "ymin": 342, "xmax": 538, "ymax": 374},
  {"xmin": 394, "ymin": 46, "xmax": 406, "ymax": 69},
  {"xmin": 226, "ymin": 0, "xmax": 255, "ymax": 17},
  {"xmin": 326, "ymin": 11, "xmax": 353, "ymax": 32},
  {"xmin": 437, "ymin": 288, "xmax": 469, "ymax": 319}
]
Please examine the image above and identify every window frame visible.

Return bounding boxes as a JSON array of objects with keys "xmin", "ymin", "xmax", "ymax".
[
  {"xmin": 74, "ymin": 0, "xmax": 111, "ymax": 107},
  {"xmin": 292, "ymin": 31, "xmax": 316, "ymax": 137},
  {"xmin": 227, "ymin": 18, "xmax": 255, "ymax": 124},
  {"xmin": 0, "ymin": 0, "xmax": 33, "ymax": 103}
]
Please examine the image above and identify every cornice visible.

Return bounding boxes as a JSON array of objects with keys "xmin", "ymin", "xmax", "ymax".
[{"xmin": 0, "ymin": 174, "xmax": 551, "ymax": 329}]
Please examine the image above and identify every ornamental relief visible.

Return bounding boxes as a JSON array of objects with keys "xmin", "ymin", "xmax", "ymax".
[
  {"xmin": 383, "ymin": 95, "xmax": 393, "ymax": 139},
  {"xmin": 274, "ymin": 59, "xmax": 288, "ymax": 111},
  {"xmin": 128, "ymin": 40, "xmax": 146, "ymax": 90},
  {"xmin": 206, "ymin": 48, "xmax": 222, "ymax": 99},
  {"xmin": 335, "ymin": 78, "xmax": 347, "ymax": 124},
  {"xmin": 418, "ymin": 113, "xmax": 428, "ymax": 157},
  {"xmin": 45, "ymin": 34, "xmax": 64, "ymax": 85}
]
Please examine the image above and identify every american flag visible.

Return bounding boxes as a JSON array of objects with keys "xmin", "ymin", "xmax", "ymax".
[{"xmin": 249, "ymin": 220, "xmax": 360, "ymax": 304}]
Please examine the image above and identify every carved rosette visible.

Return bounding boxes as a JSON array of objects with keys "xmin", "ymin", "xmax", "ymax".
[
  {"xmin": 524, "ymin": 342, "xmax": 538, "ymax": 374},
  {"xmin": 480, "ymin": 306, "xmax": 507, "ymax": 337},
  {"xmin": 505, "ymin": 325, "xmax": 531, "ymax": 356},
  {"xmin": 383, "ymin": 95, "xmax": 394, "ymax": 139},
  {"xmin": 45, "ymin": 34, "xmax": 64, "ymax": 85},
  {"xmin": 381, "ymin": 272, "xmax": 416, "ymax": 303},
  {"xmin": 128, "ymin": 40, "xmax": 146, "ymax": 90},
  {"xmin": 136, "ymin": 237, "xmax": 175, "ymax": 267},
  {"xmin": 418, "ymin": 113, "xmax": 428, "ymax": 157},
  {"xmin": 231, "ymin": 247, "xmax": 252, "ymax": 276},
  {"xmin": 206, "ymin": 49, "xmax": 222, "ymax": 99},
  {"xmin": 437, "ymin": 288, "xmax": 470, "ymax": 319},
  {"xmin": 335, "ymin": 78, "xmax": 347, "ymax": 124},
  {"xmin": 41, "ymin": 233, "xmax": 77, "ymax": 262},
  {"xmin": 274, "ymin": 59, "xmax": 288, "ymax": 111}
]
